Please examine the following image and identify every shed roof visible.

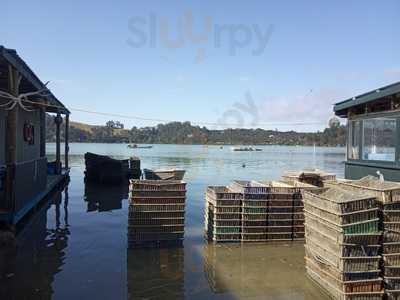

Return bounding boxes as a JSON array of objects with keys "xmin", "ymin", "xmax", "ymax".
[
  {"xmin": 334, "ymin": 81, "xmax": 400, "ymax": 117},
  {"xmin": 0, "ymin": 46, "xmax": 69, "ymax": 114}
]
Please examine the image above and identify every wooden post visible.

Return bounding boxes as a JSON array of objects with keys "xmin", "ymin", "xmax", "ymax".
[
  {"xmin": 39, "ymin": 102, "xmax": 46, "ymax": 158},
  {"xmin": 5, "ymin": 66, "xmax": 19, "ymax": 210},
  {"xmin": 65, "ymin": 114, "xmax": 69, "ymax": 170},
  {"xmin": 6, "ymin": 66, "xmax": 18, "ymax": 164},
  {"xmin": 55, "ymin": 113, "xmax": 62, "ymax": 175}
]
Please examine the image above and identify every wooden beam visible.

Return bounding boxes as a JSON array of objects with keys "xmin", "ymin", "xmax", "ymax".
[
  {"xmin": 65, "ymin": 114, "xmax": 69, "ymax": 170},
  {"xmin": 5, "ymin": 65, "xmax": 19, "ymax": 210},
  {"xmin": 55, "ymin": 113, "xmax": 62, "ymax": 175}
]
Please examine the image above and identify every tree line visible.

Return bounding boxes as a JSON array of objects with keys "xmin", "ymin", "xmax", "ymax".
[{"xmin": 45, "ymin": 115, "xmax": 346, "ymax": 146}]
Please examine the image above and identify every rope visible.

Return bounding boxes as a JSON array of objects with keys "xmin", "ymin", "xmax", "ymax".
[{"xmin": 0, "ymin": 85, "xmax": 51, "ymax": 112}]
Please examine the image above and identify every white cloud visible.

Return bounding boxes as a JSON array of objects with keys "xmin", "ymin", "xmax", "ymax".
[{"xmin": 258, "ymin": 89, "xmax": 346, "ymax": 129}]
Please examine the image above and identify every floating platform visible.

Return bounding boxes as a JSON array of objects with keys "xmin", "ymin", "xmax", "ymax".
[{"xmin": 0, "ymin": 170, "xmax": 69, "ymax": 225}]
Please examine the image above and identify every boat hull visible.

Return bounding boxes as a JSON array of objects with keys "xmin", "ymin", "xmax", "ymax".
[{"xmin": 144, "ymin": 169, "xmax": 185, "ymax": 180}]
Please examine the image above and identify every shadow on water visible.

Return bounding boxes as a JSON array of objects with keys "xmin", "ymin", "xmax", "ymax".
[
  {"xmin": 0, "ymin": 185, "xmax": 70, "ymax": 300},
  {"xmin": 201, "ymin": 242, "xmax": 329, "ymax": 300},
  {"xmin": 84, "ymin": 182, "xmax": 128, "ymax": 212},
  {"xmin": 127, "ymin": 247, "xmax": 185, "ymax": 300}
]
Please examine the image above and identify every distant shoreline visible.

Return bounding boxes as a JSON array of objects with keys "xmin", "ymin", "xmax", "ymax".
[{"xmin": 46, "ymin": 142, "xmax": 345, "ymax": 147}]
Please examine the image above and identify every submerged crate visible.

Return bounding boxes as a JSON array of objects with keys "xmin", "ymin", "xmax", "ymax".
[
  {"xmin": 307, "ymin": 267, "xmax": 384, "ymax": 300},
  {"xmin": 306, "ymin": 258, "xmax": 383, "ymax": 295},
  {"xmin": 306, "ymin": 241, "xmax": 381, "ymax": 272},
  {"xmin": 306, "ymin": 255, "xmax": 381, "ymax": 282}
]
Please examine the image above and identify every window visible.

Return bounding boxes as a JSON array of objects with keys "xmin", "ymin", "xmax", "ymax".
[
  {"xmin": 362, "ymin": 118, "xmax": 396, "ymax": 161},
  {"xmin": 348, "ymin": 120, "xmax": 360, "ymax": 159}
]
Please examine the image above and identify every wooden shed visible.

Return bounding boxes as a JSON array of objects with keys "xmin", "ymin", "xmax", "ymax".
[
  {"xmin": 334, "ymin": 81, "xmax": 400, "ymax": 181},
  {"xmin": 0, "ymin": 46, "xmax": 70, "ymax": 225}
]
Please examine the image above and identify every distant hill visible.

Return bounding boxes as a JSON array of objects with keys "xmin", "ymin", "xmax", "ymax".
[{"xmin": 45, "ymin": 115, "xmax": 346, "ymax": 146}]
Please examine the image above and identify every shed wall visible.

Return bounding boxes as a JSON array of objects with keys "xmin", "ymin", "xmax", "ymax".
[
  {"xmin": 0, "ymin": 109, "xmax": 6, "ymax": 165},
  {"xmin": 16, "ymin": 108, "xmax": 41, "ymax": 162}
]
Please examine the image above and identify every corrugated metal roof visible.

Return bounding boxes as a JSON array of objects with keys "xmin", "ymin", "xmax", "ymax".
[
  {"xmin": 334, "ymin": 81, "xmax": 400, "ymax": 117},
  {"xmin": 0, "ymin": 46, "xmax": 69, "ymax": 114}
]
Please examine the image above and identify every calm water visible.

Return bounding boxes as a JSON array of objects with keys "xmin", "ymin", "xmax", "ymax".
[{"xmin": 0, "ymin": 144, "xmax": 345, "ymax": 300}]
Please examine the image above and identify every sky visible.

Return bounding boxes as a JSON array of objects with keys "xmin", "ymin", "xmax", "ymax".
[{"xmin": 1, "ymin": 0, "xmax": 400, "ymax": 132}]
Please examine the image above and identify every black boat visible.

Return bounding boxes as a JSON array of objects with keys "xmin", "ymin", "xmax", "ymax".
[
  {"xmin": 84, "ymin": 152, "xmax": 141, "ymax": 184},
  {"xmin": 127, "ymin": 144, "xmax": 153, "ymax": 149}
]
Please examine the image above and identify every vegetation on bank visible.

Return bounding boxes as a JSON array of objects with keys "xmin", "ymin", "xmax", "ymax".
[{"xmin": 46, "ymin": 116, "xmax": 346, "ymax": 146}]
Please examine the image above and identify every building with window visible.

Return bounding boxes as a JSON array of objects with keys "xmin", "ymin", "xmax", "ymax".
[
  {"xmin": 334, "ymin": 81, "xmax": 400, "ymax": 181},
  {"xmin": 0, "ymin": 46, "xmax": 70, "ymax": 225}
]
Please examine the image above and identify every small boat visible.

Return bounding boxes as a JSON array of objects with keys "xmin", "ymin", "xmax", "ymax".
[
  {"xmin": 144, "ymin": 168, "xmax": 186, "ymax": 180},
  {"xmin": 84, "ymin": 152, "xmax": 141, "ymax": 184},
  {"xmin": 231, "ymin": 146, "xmax": 262, "ymax": 152},
  {"xmin": 127, "ymin": 144, "xmax": 153, "ymax": 149}
]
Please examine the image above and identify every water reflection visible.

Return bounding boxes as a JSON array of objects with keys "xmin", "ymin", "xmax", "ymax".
[
  {"xmin": 84, "ymin": 182, "xmax": 127, "ymax": 212},
  {"xmin": 203, "ymin": 243, "xmax": 329, "ymax": 299},
  {"xmin": 127, "ymin": 248, "xmax": 184, "ymax": 300},
  {"xmin": 0, "ymin": 186, "xmax": 70, "ymax": 300},
  {"xmin": 42, "ymin": 144, "xmax": 345, "ymax": 299}
]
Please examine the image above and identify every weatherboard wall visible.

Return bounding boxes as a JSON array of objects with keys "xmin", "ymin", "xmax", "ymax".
[
  {"xmin": 0, "ymin": 109, "xmax": 5, "ymax": 165},
  {"xmin": 16, "ymin": 108, "xmax": 41, "ymax": 163}
]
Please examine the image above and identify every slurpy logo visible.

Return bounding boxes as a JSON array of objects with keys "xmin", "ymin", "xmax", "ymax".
[
  {"xmin": 127, "ymin": 11, "xmax": 274, "ymax": 63},
  {"xmin": 216, "ymin": 91, "xmax": 260, "ymax": 129}
]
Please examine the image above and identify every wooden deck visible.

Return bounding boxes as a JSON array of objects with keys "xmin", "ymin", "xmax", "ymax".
[{"xmin": 0, "ymin": 170, "xmax": 69, "ymax": 225}]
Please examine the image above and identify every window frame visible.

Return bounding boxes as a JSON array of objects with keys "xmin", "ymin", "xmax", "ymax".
[
  {"xmin": 347, "ymin": 119, "xmax": 361, "ymax": 160},
  {"xmin": 348, "ymin": 111, "xmax": 400, "ymax": 166}
]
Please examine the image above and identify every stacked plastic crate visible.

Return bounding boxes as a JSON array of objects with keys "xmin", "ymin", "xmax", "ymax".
[
  {"xmin": 250, "ymin": 180, "xmax": 301, "ymax": 240},
  {"xmin": 128, "ymin": 180, "xmax": 186, "ymax": 248},
  {"xmin": 228, "ymin": 181, "xmax": 269, "ymax": 242},
  {"xmin": 205, "ymin": 180, "xmax": 319, "ymax": 242},
  {"xmin": 265, "ymin": 180, "xmax": 321, "ymax": 241},
  {"xmin": 205, "ymin": 186, "xmax": 243, "ymax": 243},
  {"xmin": 303, "ymin": 186, "xmax": 384, "ymax": 300},
  {"xmin": 329, "ymin": 176, "xmax": 400, "ymax": 300}
]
